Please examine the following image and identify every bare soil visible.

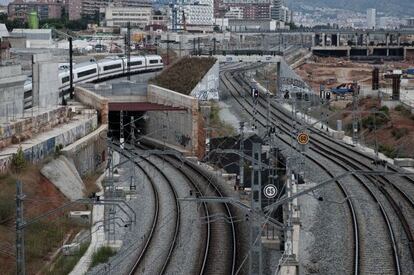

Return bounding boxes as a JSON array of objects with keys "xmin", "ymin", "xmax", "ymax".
[
  {"xmin": 0, "ymin": 165, "xmax": 87, "ymax": 274},
  {"xmin": 295, "ymin": 57, "xmax": 412, "ymax": 93}
]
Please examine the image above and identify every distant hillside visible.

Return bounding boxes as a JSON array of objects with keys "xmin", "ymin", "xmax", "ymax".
[{"xmin": 286, "ymin": 0, "xmax": 414, "ymax": 16}]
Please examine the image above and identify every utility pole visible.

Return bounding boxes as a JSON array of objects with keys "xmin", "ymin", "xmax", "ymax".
[
  {"xmin": 69, "ymin": 37, "xmax": 74, "ymax": 99},
  {"xmin": 16, "ymin": 180, "xmax": 25, "ymax": 275},
  {"xmin": 120, "ymin": 110, "xmax": 124, "ymax": 149},
  {"xmin": 276, "ymin": 61, "xmax": 281, "ymax": 99},
  {"xmin": 250, "ymin": 142, "xmax": 263, "ymax": 275},
  {"xmin": 352, "ymin": 82, "xmax": 359, "ymax": 145},
  {"xmin": 125, "ymin": 22, "xmax": 131, "ymax": 81},
  {"xmin": 239, "ymin": 122, "xmax": 245, "ymax": 188}
]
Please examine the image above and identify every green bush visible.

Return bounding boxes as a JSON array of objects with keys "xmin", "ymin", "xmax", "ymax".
[
  {"xmin": 90, "ymin": 246, "xmax": 116, "ymax": 268},
  {"xmin": 361, "ymin": 114, "xmax": 389, "ymax": 130},
  {"xmin": 391, "ymin": 128, "xmax": 409, "ymax": 139},
  {"xmin": 395, "ymin": 105, "xmax": 412, "ymax": 116},
  {"xmin": 378, "ymin": 144, "xmax": 397, "ymax": 158},
  {"xmin": 55, "ymin": 144, "xmax": 64, "ymax": 157},
  {"xmin": 11, "ymin": 146, "xmax": 26, "ymax": 171},
  {"xmin": 379, "ymin": 105, "xmax": 389, "ymax": 115}
]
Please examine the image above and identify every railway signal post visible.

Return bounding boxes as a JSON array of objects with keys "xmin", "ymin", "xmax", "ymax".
[{"xmin": 250, "ymin": 142, "xmax": 263, "ymax": 275}]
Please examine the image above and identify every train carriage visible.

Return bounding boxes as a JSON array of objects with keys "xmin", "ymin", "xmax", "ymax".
[
  {"xmin": 74, "ymin": 61, "xmax": 99, "ymax": 83},
  {"xmin": 97, "ymin": 57, "xmax": 124, "ymax": 79}
]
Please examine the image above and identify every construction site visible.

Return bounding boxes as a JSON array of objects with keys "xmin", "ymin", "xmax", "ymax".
[{"xmin": 295, "ymin": 56, "xmax": 414, "ymax": 158}]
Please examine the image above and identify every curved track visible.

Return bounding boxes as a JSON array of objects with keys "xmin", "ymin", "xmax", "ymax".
[
  {"xmin": 113, "ymin": 145, "xmax": 180, "ymax": 275},
  {"xmin": 136, "ymin": 142, "xmax": 239, "ymax": 275},
  {"xmin": 220, "ymin": 64, "xmax": 414, "ymax": 274},
  {"xmin": 115, "ymin": 141, "xmax": 238, "ymax": 275}
]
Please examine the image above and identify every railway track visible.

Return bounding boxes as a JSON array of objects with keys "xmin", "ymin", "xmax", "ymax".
[
  {"xmin": 136, "ymin": 142, "xmax": 239, "ymax": 275},
  {"xmin": 220, "ymin": 64, "xmax": 414, "ymax": 274},
  {"xmin": 111, "ymin": 144, "xmax": 180, "ymax": 275},
  {"xmin": 113, "ymin": 141, "xmax": 239, "ymax": 275}
]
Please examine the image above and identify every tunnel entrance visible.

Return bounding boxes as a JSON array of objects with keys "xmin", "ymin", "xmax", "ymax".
[{"xmin": 108, "ymin": 111, "xmax": 147, "ymax": 141}]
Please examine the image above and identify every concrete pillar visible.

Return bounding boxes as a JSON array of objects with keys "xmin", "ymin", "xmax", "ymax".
[
  {"xmin": 397, "ymin": 34, "xmax": 401, "ymax": 46},
  {"xmin": 386, "ymin": 33, "xmax": 389, "ymax": 47},
  {"xmin": 337, "ymin": 33, "xmax": 340, "ymax": 47},
  {"xmin": 322, "ymin": 33, "xmax": 326, "ymax": 47},
  {"xmin": 354, "ymin": 34, "xmax": 358, "ymax": 46},
  {"xmin": 367, "ymin": 34, "xmax": 370, "ymax": 46},
  {"xmin": 311, "ymin": 34, "xmax": 316, "ymax": 47}
]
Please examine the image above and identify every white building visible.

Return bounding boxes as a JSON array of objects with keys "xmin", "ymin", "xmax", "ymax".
[
  {"xmin": 270, "ymin": 0, "xmax": 282, "ymax": 21},
  {"xmin": 171, "ymin": 0, "xmax": 214, "ymax": 32},
  {"xmin": 102, "ymin": 6, "xmax": 152, "ymax": 28},
  {"xmin": 367, "ymin": 8, "xmax": 376, "ymax": 30},
  {"xmin": 225, "ymin": 7, "xmax": 243, "ymax": 19}
]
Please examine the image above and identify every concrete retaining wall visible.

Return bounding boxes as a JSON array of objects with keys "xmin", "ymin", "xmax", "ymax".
[
  {"xmin": 0, "ymin": 106, "xmax": 70, "ymax": 150},
  {"xmin": 62, "ymin": 125, "xmax": 108, "ymax": 176},
  {"xmin": 147, "ymin": 85, "xmax": 200, "ymax": 156},
  {"xmin": 0, "ymin": 114, "xmax": 98, "ymax": 174},
  {"xmin": 75, "ymin": 86, "xmax": 109, "ymax": 124},
  {"xmin": 190, "ymin": 60, "xmax": 220, "ymax": 101},
  {"xmin": 0, "ymin": 65, "xmax": 26, "ymax": 121},
  {"xmin": 32, "ymin": 53, "xmax": 60, "ymax": 108}
]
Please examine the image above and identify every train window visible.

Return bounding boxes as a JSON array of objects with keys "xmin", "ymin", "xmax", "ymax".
[
  {"xmin": 104, "ymin": 64, "xmax": 122, "ymax": 71},
  {"xmin": 62, "ymin": 76, "xmax": 70, "ymax": 83},
  {"xmin": 77, "ymin": 68, "xmax": 97, "ymax": 78},
  {"xmin": 149, "ymin": 60, "xmax": 158, "ymax": 64},
  {"xmin": 128, "ymin": 61, "xmax": 143, "ymax": 66}
]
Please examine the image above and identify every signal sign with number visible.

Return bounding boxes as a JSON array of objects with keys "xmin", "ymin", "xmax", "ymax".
[
  {"xmin": 264, "ymin": 184, "xmax": 278, "ymax": 199},
  {"xmin": 297, "ymin": 133, "xmax": 309, "ymax": 145}
]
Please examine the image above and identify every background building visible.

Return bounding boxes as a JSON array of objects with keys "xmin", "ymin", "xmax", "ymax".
[
  {"xmin": 101, "ymin": 6, "xmax": 152, "ymax": 28},
  {"xmin": 170, "ymin": 0, "xmax": 214, "ymax": 32},
  {"xmin": 367, "ymin": 8, "xmax": 376, "ymax": 30},
  {"xmin": 8, "ymin": 0, "xmax": 63, "ymax": 20},
  {"xmin": 69, "ymin": 0, "xmax": 151, "ymax": 21},
  {"xmin": 221, "ymin": 0, "xmax": 271, "ymax": 20}
]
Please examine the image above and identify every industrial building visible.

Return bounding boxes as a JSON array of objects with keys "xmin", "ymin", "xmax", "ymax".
[
  {"xmin": 69, "ymin": 0, "xmax": 151, "ymax": 21},
  {"xmin": 100, "ymin": 6, "xmax": 152, "ymax": 28}
]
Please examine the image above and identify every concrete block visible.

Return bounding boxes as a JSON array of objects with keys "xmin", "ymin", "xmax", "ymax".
[
  {"xmin": 394, "ymin": 158, "xmax": 414, "ymax": 167},
  {"xmin": 41, "ymin": 156, "xmax": 85, "ymax": 200}
]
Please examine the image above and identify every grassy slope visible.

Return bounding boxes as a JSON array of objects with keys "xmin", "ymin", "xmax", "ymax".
[{"xmin": 150, "ymin": 57, "xmax": 217, "ymax": 95}]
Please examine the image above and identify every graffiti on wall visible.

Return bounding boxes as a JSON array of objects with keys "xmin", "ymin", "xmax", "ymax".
[
  {"xmin": 0, "ymin": 116, "xmax": 97, "ymax": 174},
  {"xmin": 175, "ymin": 131, "xmax": 191, "ymax": 147},
  {"xmin": 192, "ymin": 89, "xmax": 219, "ymax": 101}
]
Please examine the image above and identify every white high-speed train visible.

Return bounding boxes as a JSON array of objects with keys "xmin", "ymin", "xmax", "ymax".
[{"xmin": 24, "ymin": 55, "xmax": 164, "ymax": 95}]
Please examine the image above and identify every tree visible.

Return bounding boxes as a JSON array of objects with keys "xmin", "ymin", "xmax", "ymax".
[{"xmin": 12, "ymin": 146, "xmax": 26, "ymax": 171}]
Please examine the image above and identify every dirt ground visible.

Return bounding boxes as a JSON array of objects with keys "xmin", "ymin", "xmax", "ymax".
[
  {"xmin": 295, "ymin": 57, "xmax": 414, "ymax": 158},
  {"xmin": 0, "ymin": 164, "xmax": 87, "ymax": 274},
  {"xmin": 324, "ymin": 96, "xmax": 414, "ymax": 158},
  {"xmin": 295, "ymin": 56, "xmax": 413, "ymax": 93}
]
